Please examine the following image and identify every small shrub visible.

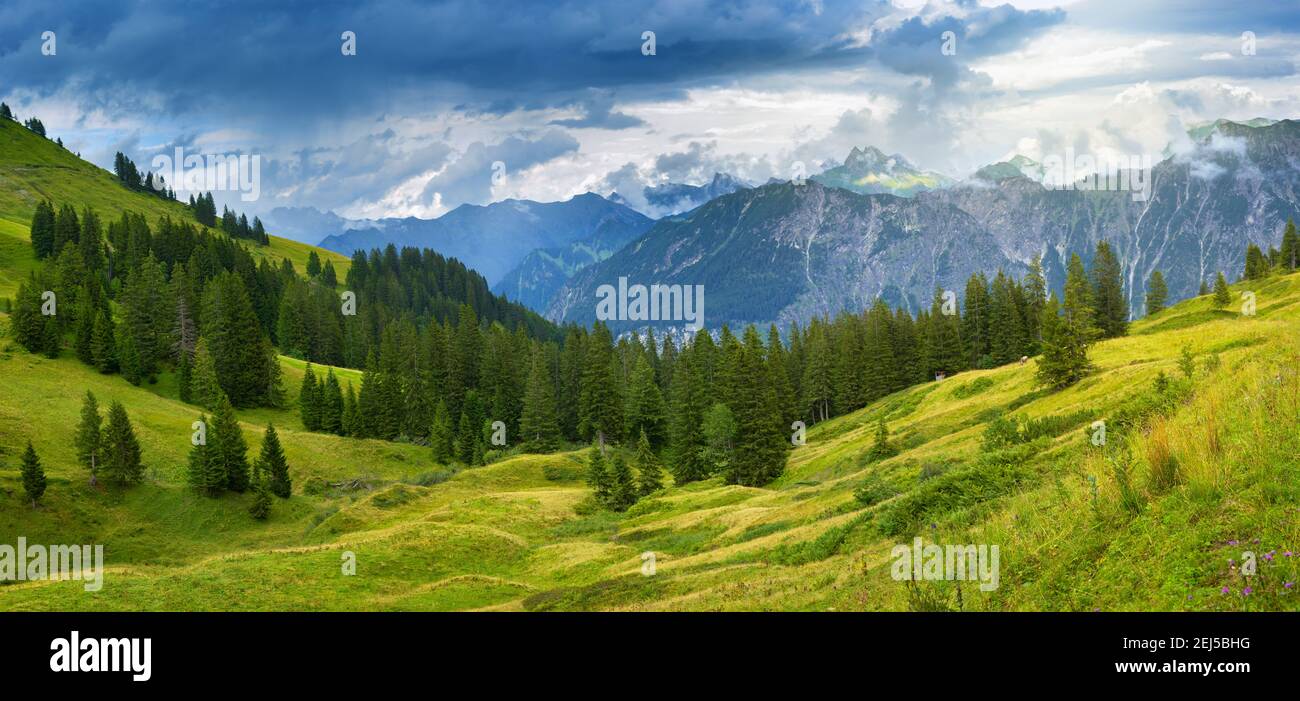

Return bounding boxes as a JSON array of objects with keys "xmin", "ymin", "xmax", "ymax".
[{"xmin": 952, "ymin": 377, "xmax": 995, "ymax": 399}]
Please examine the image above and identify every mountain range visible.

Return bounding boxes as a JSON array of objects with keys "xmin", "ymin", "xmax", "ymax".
[
  {"xmin": 546, "ymin": 119, "xmax": 1300, "ymax": 332},
  {"xmin": 316, "ymin": 193, "xmax": 650, "ymax": 285}
]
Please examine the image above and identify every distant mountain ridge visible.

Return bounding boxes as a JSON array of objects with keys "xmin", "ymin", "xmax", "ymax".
[
  {"xmin": 811, "ymin": 145, "xmax": 955, "ymax": 197},
  {"xmin": 317, "ymin": 192, "xmax": 651, "ymax": 285},
  {"xmin": 547, "ymin": 119, "xmax": 1300, "ymax": 332}
]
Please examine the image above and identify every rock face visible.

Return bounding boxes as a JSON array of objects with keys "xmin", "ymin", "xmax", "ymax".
[
  {"xmin": 318, "ymin": 192, "xmax": 651, "ymax": 285},
  {"xmin": 548, "ymin": 120, "xmax": 1300, "ymax": 332},
  {"xmin": 931, "ymin": 119, "xmax": 1300, "ymax": 314},
  {"xmin": 492, "ymin": 212, "xmax": 654, "ymax": 312},
  {"xmin": 812, "ymin": 146, "xmax": 954, "ymax": 197},
  {"xmin": 547, "ymin": 180, "xmax": 1016, "ymax": 332}
]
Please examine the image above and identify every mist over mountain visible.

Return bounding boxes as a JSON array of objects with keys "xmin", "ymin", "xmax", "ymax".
[
  {"xmin": 316, "ymin": 192, "xmax": 651, "ymax": 284},
  {"xmin": 609, "ymin": 172, "xmax": 750, "ymax": 217},
  {"xmin": 546, "ymin": 119, "xmax": 1300, "ymax": 332}
]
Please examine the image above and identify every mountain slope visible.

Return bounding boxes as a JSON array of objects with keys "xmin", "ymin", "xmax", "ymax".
[
  {"xmin": 547, "ymin": 180, "xmax": 1018, "ymax": 331},
  {"xmin": 929, "ymin": 119, "xmax": 1300, "ymax": 311},
  {"xmin": 4, "ymin": 269, "xmax": 1296, "ymax": 611},
  {"xmin": 317, "ymin": 193, "xmax": 651, "ymax": 285},
  {"xmin": 491, "ymin": 209, "xmax": 653, "ymax": 311},
  {"xmin": 0, "ymin": 118, "xmax": 350, "ymax": 295}
]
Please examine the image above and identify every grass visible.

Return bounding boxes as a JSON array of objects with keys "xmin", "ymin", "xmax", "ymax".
[{"xmin": 2, "ymin": 119, "xmax": 1299, "ymax": 610}]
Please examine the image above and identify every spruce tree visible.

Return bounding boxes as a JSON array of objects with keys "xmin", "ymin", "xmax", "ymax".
[
  {"xmin": 265, "ymin": 346, "xmax": 287, "ymax": 408},
  {"xmin": 189, "ymin": 338, "xmax": 222, "ymax": 409},
  {"xmin": 1089, "ymin": 241, "xmax": 1128, "ymax": 338},
  {"xmin": 430, "ymin": 400, "xmax": 454, "ymax": 463},
  {"xmin": 1212, "ymin": 272, "xmax": 1232, "ymax": 308},
  {"xmin": 299, "ymin": 364, "xmax": 321, "ymax": 430},
  {"xmin": 1145, "ymin": 270, "xmax": 1168, "ymax": 316},
  {"xmin": 726, "ymin": 326, "xmax": 788, "ymax": 486},
  {"xmin": 866, "ymin": 417, "xmax": 896, "ymax": 462},
  {"xmin": 21, "ymin": 440, "xmax": 47, "ymax": 507},
  {"xmin": 634, "ymin": 428, "xmax": 664, "ymax": 496},
  {"xmin": 1243, "ymin": 243, "xmax": 1268, "ymax": 281},
  {"xmin": 578, "ymin": 322, "xmax": 622, "ymax": 444},
  {"xmin": 320, "ymin": 368, "xmax": 343, "ymax": 434},
  {"xmin": 1281, "ymin": 218, "xmax": 1299, "ymax": 271},
  {"xmin": 212, "ymin": 393, "xmax": 250, "ymax": 492},
  {"xmin": 101, "ymin": 400, "xmax": 144, "ymax": 486},
  {"xmin": 608, "ymin": 451, "xmax": 637, "ymax": 511},
  {"xmin": 1199, "ymin": 279, "xmax": 1210, "ymax": 296},
  {"xmin": 585, "ymin": 445, "xmax": 611, "ymax": 506},
  {"xmin": 187, "ymin": 414, "xmax": 225, "ymax": 496},
  {"xmin": 341, "ymin": 381, "xmax": 359, "ymax": 437},
  {"xmin": 74, "ymin": 390, "xmax": 103, "ymax": 485},
  {"xmin": 260, "ymin": 424, "xmax": 292, "ymax": 498},
  {"xmin": 91, "ymin": 307, "xmax": 118, "ymax": 373},
  {"xmin": 624, "ymin": 352, "xmax": 667, "ymax": 446},
  {"xmin": 29, "ymin": 200, "xmax": 56, "ymax": 259},
  {"xmin": 518, "ymin": 348, "xmax": 560, "ymax": 452},
  {"xmin": 248, "ymin": 464, "xmax": 272, "ymax": 521}
]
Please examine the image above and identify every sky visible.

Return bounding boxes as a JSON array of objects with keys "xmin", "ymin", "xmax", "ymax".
[{"xmin": 2, "ymin": 0, "xmax": 1298, "ymax": 229}]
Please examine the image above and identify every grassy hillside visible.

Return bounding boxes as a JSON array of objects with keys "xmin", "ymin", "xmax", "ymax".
[
  {"xmin": 0, "ymin": 118, "xmax": 348, "ymax": 298},
  {"xmin": 2, "ymin": 264, "xmax": 1297, "ymax": 610}
]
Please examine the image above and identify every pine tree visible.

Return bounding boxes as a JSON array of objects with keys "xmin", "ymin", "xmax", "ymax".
[
  {"xmin": 29, "ymin": 200, "xmax": 56, "ymax": 259},
  {"xmin": 518, "ymin": 348, "xmax": 560, "ymax": 452},
  {"xmin": 578, "ymin": 322, "xmax": 622, "ymax": 444},
  {"xmin": 623, "ymin": 352, "xmax": 667, "ymax": 446},
  {"xmin": 91, "ymin": 307, "xmax": 118, "ymax": 373},
  {"xmin": 189, "ymin": 338, "xmax": 222, "ymax": 409},
  {"xmin": 211, "ymin": 393, "xmax": 250, "ymax": 492},
  {"xmin": 248, "ymin": 464, "xmax": 272, "ymax": 521},
  {"xmin": 667, "ymin": 340, "xmax": 710, "ymax": 483},
  {"xmin": 306, "ymin": 250, "xmax": 322, "ymax": 278},
  {"xmin": 101, "ymin": 400, "xmax": 144, "ymax": 486},
  {"xmin": 11, "ymin": 276, "xmax": 47, "ymax": 354},
  {"xmin": 1022, "ymin": 255, "xmax": 1047, "ymax": 352},
  {"xmin": 634, "ymin": 428, "xmax": 664, "ymax": 496},
  {"xmin": 260, "ymin": 424, "xmax": 292, "ymax": 498},
  {"xmin": 430, "ymin": 400, "xmax": 454, "ymax": 463},
  {"xmin": 1089, "ymin": 240, "xmax": 1128, "ymax": 338},
  {"xmin": 1199, "ymin": 279, "xmax": 1210, "ymax": 296},
  {"xmin": 608, "ymin": 451, "xmax": 637, "ymax": 511},
  {"xmin": 1281, "ymin": 218, "xmax": 1299, "ymax": 271},
  {"xmin": 1145, "ymin": 270, "xmax": 1168, "ymax": 316},
  {"xmin": 75, "ymin": 391, "xmax": 103, "ymax": 485},
  {"xmin": 341, "ymin": 381, "xmax": 359, "ymax": 437},
  {"xmin": 187, "ymin": 414, "xmax": 225, "ymax": 496},
  {"xmin": 1212, "ymin": 272, "xmax": 1232, "ymax": 308},
  {"xmin": 585, "ymin": 445, "xmax": 612, "ymax": 506},
  {"xmin": 456, "ymin": 390, "xmax": 486, "ymax": 465},
  {"xmin": 299, "ymin": 364, "xmax": 321, "ymax": 430},
  {"xmin": 21, "ymin": 440, "xmax": 47, "ymax": 507},
  {"xmin": 866, "ymin": 417, "xmax": 896, "ymax": 462},
  {"xmin": 1244, "ymin": 243, "xmax": 1269, "ymax": 281},
  {"xmin": 726, "ymin": 326, "xmax": 788, "ymax": 486},
  {"xmin": 264, "ymin": 345, "xmax": 286, "ymax": 407},
  {"xmin": 320, "ymin": 368, "xmax": 343, "ymax": 434}
]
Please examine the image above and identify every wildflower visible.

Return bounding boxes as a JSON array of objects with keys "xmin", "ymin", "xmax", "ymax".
[
  {"xmin": 1285, "ymin": 582, "xmax": 1295, "ymax": 590},
  {"xmin": 1221, "ymin": 586, "xmax": 1230, "ymax": 595},
  {"xmin": 1228, "ymin": 539, "xmax": 1239, "ymax": 546},
  {"xmin": 1264, "ymin": 551, "xmax": 1274, "ymax": 562},
  {"xmin": 1285, "ymin": 551, "xmax": 1294, "ymax": 557},
  {"xmin": 1243, "ymin": 587, "xmax": 1253, "ymax": 596}
]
